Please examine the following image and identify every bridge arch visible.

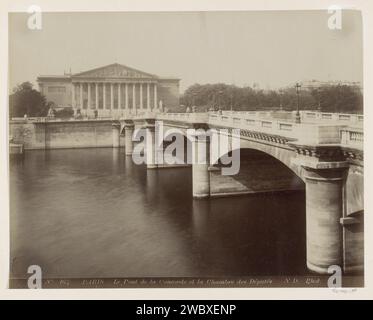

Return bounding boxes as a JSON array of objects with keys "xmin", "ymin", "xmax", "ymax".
[
  {"xmin": 234, "ymin": 138, "xmax": 304, "ymax": 182},
  {"xmin": 159, "ymin": 125, "xmax": 304, "ymax": 181},
  {"xmin": 211, "ymin": 147, "xmax": 305, "ymax": 197},
  {"xmin": 120, "ymin": 116, "xmax": 363, "ymax": 276},
  {"xmin": 162, "ymin": 128, "xmax": 194, "ymax": 165}
]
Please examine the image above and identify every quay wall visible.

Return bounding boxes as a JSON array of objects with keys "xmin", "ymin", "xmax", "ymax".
[
  {"xmin": 9, "ymin": 120, "xmax": 125, "ymax": 149},
  {"xmin": 209, "ymin": 150, "xmax": 305, "ymax": 197}
]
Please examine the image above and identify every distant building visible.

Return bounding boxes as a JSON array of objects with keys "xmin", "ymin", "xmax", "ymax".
[
  {"xmin": 279, "ymin": 80, "xmax": 363, "ymax": 93},
  {"xmin": 37, "ymin": 63, "xmax": 180, "ymax": 116},
  {"xmin": 301, "ymin": 80, "xmax": 362, "ymax": 92}
]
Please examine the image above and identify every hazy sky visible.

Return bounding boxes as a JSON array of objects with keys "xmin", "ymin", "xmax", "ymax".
[{"xmin": 8, "ymin": 10, "xmax": 363, "ymax": 93}]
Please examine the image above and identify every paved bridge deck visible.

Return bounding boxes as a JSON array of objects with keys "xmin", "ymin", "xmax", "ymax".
[
  {"xmin": 11, "ymin": 110, "xmax": 363, "ymax": 151},
  {"xmin": 154, "ymin": 111, "xmax": 363, "ymax": 150},
  {"xmin": 9, "ymin": 110, "xmax": 364, "ymax": 275}
]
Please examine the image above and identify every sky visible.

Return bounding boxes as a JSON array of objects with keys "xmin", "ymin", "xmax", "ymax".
[{"xmin": 8, "ymin": 10, "xmax": 363, "ymax": 93}]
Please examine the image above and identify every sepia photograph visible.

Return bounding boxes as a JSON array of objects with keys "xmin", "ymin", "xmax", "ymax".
[{"xmin": 6, "ymin": 7, "xmax": 364, "ymax": 290}]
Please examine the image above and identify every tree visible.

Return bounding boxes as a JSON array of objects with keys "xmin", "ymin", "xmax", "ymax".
[
  {"xmin": 310, "ymin": 85, "xmax": 363, "ymax": 114},
  {"xmin": 180, "ymin": 82, "xmax": 363, "ymax": 113},
  {"xmin": 54, "ymin": 107, "xmax": 74, "ymax": 119},
  {"xmin": 9, "ymin": 82, "xmax": 50, "ymax": 118}
]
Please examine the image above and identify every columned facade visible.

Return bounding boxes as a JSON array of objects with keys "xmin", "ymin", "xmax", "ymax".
[
  {"xmin": 124, "ymin": 120, "xmax": 134, "ymax": 155},
  {"xmin": 191, "ymin": 131, "xmax": 211, "ymax": 198},
  {"xmin": 303, "ymin": 166, "xmax": 347, "ymax": 274},
  {"xmin": 72, "ymin": 80, "xmax": 160, "ymax": 117},
  {"xmin": 145, "ymin": 120, "xmax": 157, "ymax": 169}
]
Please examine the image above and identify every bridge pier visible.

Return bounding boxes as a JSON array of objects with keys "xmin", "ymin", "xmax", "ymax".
[
  {"xmin": 124, "ymin": 122, "xmax": 134, "ymax": 155},
  {"xmin": 145, "ymin": 120, "xmax": 157, "ymax": 169},
  {"xmin": 191, "ymin": 131, "xmax": 210, "ymax": 199},
  {"xmin": 300, "ymin": 160, "xmax": 349, "ymax": 274},
  {"xmin": 112, "ymin": 123, "xmax": 121, "ymax": 148}
]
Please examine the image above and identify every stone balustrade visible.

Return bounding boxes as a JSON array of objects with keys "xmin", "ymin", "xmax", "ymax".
[
  {"xmin": 10, "ymin": 110, "xmax": 364, "ymax": 151},
  {"xmin": 340, "ymin": 127, "xmax": 364, "ymax": 149},
  {"xmin": 222, "ymin": 110, "xmax": 363, "ymax": 125},
  {"xmin": 9, "ymin": 109, "xmax": 363, "ymax": 276}
]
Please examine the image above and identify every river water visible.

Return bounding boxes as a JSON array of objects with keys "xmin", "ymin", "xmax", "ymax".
[{"xmin": 10, "ymin": 148, "xmax": 306, "ymax": 279}]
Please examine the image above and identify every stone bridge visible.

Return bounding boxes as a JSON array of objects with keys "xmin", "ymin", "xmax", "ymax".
[
  {"xmin": 115, "ymin": 110, "xmax": 363, "ymax": 275},
  {"xmin": 10, "ymin": 110, "xmax": 364, "ymax": 275}
]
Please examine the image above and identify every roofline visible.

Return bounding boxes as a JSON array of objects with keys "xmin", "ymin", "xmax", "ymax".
[
  {"xmin": 37, "ymin": 76, "xmax": 180, "ymax": 82},
  {"xmin": 72, "ymin": 63, "xmax": 157, "ymax": 78},
  {"xmin": 36, "ymin": 63, "xmax": 181, "ymax": 82},
  {"xmin": 158, "ymin": 77, "xmax": 180, "ymax": 81}
]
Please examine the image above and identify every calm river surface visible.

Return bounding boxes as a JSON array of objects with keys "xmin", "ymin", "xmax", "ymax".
[{"xmin": 10, "ymin": 148, "xmax": 307, "ymax": 279}]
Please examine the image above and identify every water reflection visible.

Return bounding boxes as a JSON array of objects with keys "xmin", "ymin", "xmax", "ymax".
[{"xmin": 10, "ymin": 148, "xmax": 306, "ymax": 279}]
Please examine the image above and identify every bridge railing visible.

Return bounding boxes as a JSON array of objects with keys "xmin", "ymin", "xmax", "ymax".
[
  {"xmin": 159, "ymin": 112, "xmax": 358, "ymax": 145},
  {"xmin": 10, "ymin": 116, "xmax": 117, "ymax": 124},
  {"xmin": 208, "ymin": 112, "xmax": 363, "ymax": 149},
  {"xmin": 221, "ymin": 110, "xmax": 363, "ymax": 125},
  {"xmin": 10, "ymin": 117, "xmax": 48, "ymax": 123},
  {"xmin": 157, "ymin": 112, "xmax": 209, "ymax": 123},
  {"xmin": 340, "ymin": 127, "xmax": 364, "ymax": 149},
  {"xmin": 208, "ymin": 113, "xmax": 300, "ymax": 140}
]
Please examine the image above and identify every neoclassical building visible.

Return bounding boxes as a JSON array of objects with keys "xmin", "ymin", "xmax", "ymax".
[{"xmin": 37, "ymin": 63, "xmax": 180, "ymax": 117}]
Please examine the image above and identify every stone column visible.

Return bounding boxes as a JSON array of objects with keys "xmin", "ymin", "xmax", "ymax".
[
  {"xmin": 145, "ymin": 120, "xmax": 157, "ymax": 169},
  {"xmin": 140, "ymin": 83, "xmax": 143, "ymax": 109},
  {"xmin": 112, "ymin": 122, "xmax": 121, "ymax": 148},
  {"xmin": 147, "ymin": 83, "xmax": 150, "ymax": 111},
  {"xmin": 124, "ymin": 121, "xmax": 134, "ymax": 155},
  {"xmin": 132, "ymin": 83, "xmax": 136, "ymax": 111},
  {"xmin": 71, "ymin": 83, "xmax": 77, "ymax": 116},
  {"xmin": 87, "ymin": 83, "xmax": 91, "ymax": 110},
  {"xmin": 103, "ymin": 83, "xmax": 106, "ymax": 109},
  {"xmin": 125, "ymin": 83, "xmax": 129, "ymax": 111},
  {"xmin": 191, "ymin": 131, "xmax": 210, "ymax": 198},
  {"xmin": 110, "ymin": 83, "xmax": 114, "ymax": 111},
  {"xmin": 303, "ymin": 166, "xmax": 347, "ymax": 274},
  {"xmin": 118, "ymin": 83, "xmax": 121, "ymax": 109},
  {"xmin": 154, "ymin": 83, "xmax": 158, "ymax": 110},
  {"xmin": 95, "ymin": 83, "xmax": 98, "ymax": 110},
  {"xmin": 80, "ymin": 83, "xmax": 83, "ymax": 109}
]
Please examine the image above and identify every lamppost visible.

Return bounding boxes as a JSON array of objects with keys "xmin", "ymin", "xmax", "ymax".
[
  {"xmin": 336, "ymin": 83, "xmax": 341, "ymax": 113},
  {"xmin": 295, "ymin": 82, "xmax": 301, "ymax": 123},
  {"xmin": 192, "ymin": 93, "xmax": 196, "ymax": 112},
  {"xmin": 317, "ymin": 87, "xmax": 322, "ymax": 112},
  {"xmin": 219, "ymin": 90, "xmax": 224, "ymax": 110}
]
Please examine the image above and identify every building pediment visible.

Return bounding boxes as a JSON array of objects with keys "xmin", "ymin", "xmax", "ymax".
[{"xmin": 72, "ymin": 63, "xmax": 157, "ymax": 80}]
